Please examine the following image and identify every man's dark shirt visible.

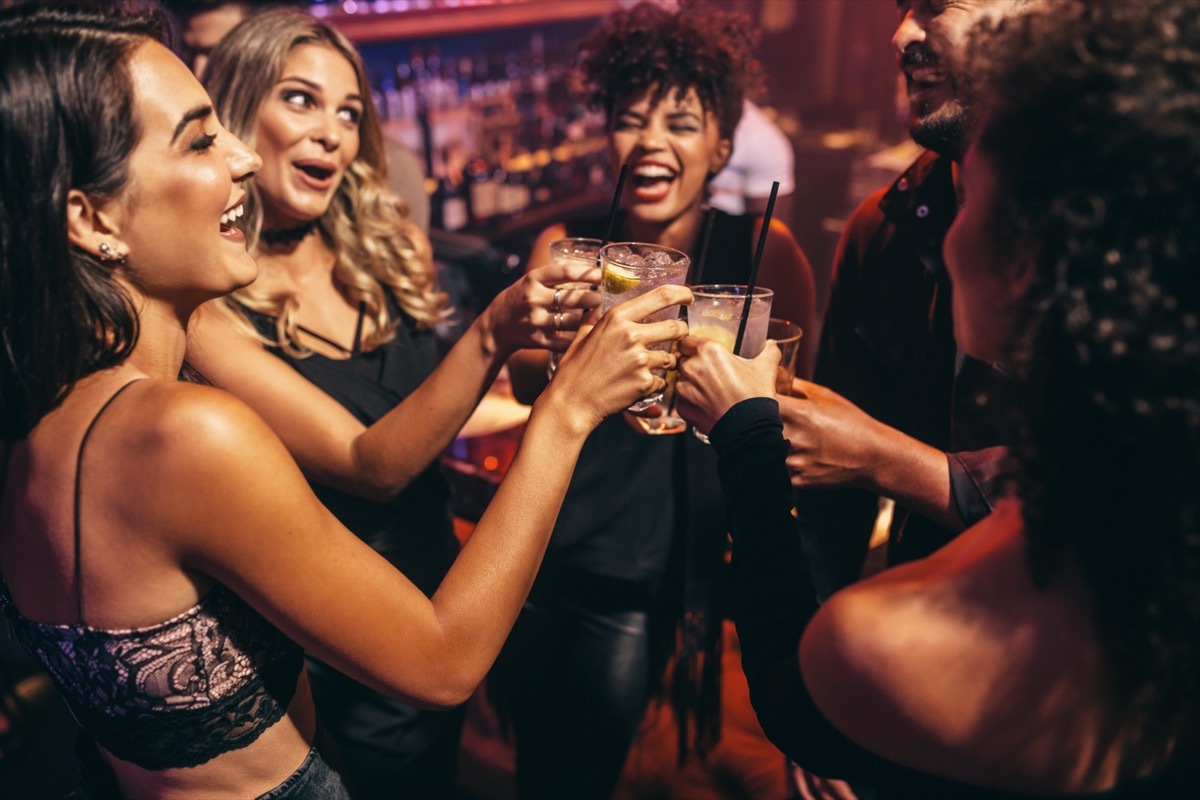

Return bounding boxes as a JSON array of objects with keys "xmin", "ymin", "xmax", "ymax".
[{"xmin": 798, "ymin": 151, "xmax": 1010, "ymax": 601}]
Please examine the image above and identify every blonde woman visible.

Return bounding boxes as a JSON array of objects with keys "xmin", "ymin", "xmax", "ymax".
[{"xmin": 186, "ymin": 8, "xmax": 605, "ymax": 798}]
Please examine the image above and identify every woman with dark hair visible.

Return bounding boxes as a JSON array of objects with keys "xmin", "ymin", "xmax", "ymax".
[
  {"xmin": 674, "ymin": 0, "xmax": 1200, "ymax": 796},
  {"xmin": 0, "ymin": 4, "xmax": 688, "ymax": 798},
  {"xmin": 184, "ymin": 8, "xmax": 618, "ymax": 797},
  {"xmin": 498, "ymin": 3, "xmax": 816, "ymax": 797}
]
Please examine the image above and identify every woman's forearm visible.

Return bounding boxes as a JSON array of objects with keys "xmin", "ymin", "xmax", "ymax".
[{"xmin": 347, "ymin": 317, "xmax": 506, "ymax": 500}]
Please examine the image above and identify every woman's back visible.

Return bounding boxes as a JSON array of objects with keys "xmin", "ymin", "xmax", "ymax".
[{"xmin": 0, "ymin": 372, "xmax": 317, "ymax": 797}]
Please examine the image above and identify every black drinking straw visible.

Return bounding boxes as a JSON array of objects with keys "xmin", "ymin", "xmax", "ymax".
[
  {"xmin": 733, "ymin": 181, "xmax": 780, "ymax": 353},
  {"xmin": 599, "ymin": 162, "xmax": 630, "ymax": 252}
]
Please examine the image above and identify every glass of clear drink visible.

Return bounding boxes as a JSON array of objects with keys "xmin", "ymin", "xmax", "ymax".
[
  {"xmin": 546, "ymin": 238, "xmax": 603, "ymax": 378},
  {"xmin": 600, "ymin": 242, "xmax": 691, "ymax": 412},
  {"xmin": 686, "ymin": 285, "xmax": 774, "ymax": 442},
  {"xmin": 768, "ymin": 318, "xmax": 803, "ymax": 396}
]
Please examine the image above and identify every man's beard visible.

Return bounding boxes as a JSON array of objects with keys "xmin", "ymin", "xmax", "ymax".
[
  {"xmin": 902, "ymin": 45, "xmax": 976, "ymax": 160},
  {"xmin": 910, "ymin": 100, "xmax": 972, "ymax": 160}
]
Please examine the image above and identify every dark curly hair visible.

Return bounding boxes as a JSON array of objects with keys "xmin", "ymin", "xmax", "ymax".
[
  {"xmin": 579, "ymin": 0, "xmax": 762, "ymax": 141},
  {"xmin": 0, "ymin": 3, "xmax": 165, "ymax": 440},
  {"xmin": 972, "ymin": 0, "xmax": 1200, "ymax": 773}
]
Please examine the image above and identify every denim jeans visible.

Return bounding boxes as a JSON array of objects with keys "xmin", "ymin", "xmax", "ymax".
[
  {"xmin": 73, "ymin": 731, "xmax": 351, "ymax": 800},
  {"xmin": 257, "ymin": 741, "xmax": 352, "ymax": 800}
]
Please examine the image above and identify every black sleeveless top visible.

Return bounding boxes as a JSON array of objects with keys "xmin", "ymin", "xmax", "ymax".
[
  {"xmin": 0, "ymin": 381, "xmax": 304, "ymax": 770},
  {"xmin": 240, "ymin": 303, "xmax": 458, "ymax": 596},
  {"xmin": 533, "ymin": 210, "xmax": 758, "ymax": 608}
]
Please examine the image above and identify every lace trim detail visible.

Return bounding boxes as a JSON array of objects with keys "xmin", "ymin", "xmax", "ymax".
[{"xmin": 1, "ymin": 582, "xmax": 302, "ymax": 769}]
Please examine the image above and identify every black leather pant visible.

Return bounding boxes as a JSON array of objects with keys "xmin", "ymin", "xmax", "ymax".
[{"xmin": 490, "ymin": 592, "xmax": 654, "ymax": 800}]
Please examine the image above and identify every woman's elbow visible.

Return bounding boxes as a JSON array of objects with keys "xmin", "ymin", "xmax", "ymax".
[
  {"xmin": 399, "ymin": 669, "xmax": 479, "ymax": 710},
  {"xmin": 343, "ymin": 442, "xmax": 419, "ymax": 502}
]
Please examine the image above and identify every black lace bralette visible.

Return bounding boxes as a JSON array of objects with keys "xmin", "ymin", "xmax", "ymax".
[
  {"xmin": 0, "ymin": 578, "xmax": 303, "ymax": 770},
  {"xmin": 0, "ymin": 379, "xmax": 303, "ymax": 770}
]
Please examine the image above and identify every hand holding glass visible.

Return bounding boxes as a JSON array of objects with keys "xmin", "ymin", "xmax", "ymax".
[
  {"xmin": 599, "ymin": 242, "xmax": 691, "ymax": 412},
  {"xmin": 686, "ymin": 285, "xmax": 774, "ymax": 442}
]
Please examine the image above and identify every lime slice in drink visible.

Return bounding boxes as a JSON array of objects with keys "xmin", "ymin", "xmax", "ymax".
[
  {"xmin": 690, "ymin": 324, "xmax": 738, "ymax": 353},
  {"xmin": 603, "ymin": 267, "xmax": 640, "ymax": 294}
]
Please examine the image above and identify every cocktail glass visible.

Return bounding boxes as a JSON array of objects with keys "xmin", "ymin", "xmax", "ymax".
[
  {"xmin": 686, "ymin": 284, "xmax": 774, "ymax": 443},
  {"xmin": 768, "ymin": 318, "xmax": 803, "ymax": 396},
  {"xmin": 600, "ymin": 242, "xmax": 691, "ymax": 412},
  {"xmin": 546, "ymin": 237, "xmax": 603, "ymax": 378}
]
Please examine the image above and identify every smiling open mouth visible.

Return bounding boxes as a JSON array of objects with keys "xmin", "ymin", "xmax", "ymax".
[
  {"xmin": 295, "ymin": 162, "xmax": 335, "ymax": 183},
  {"xmin": 631, "ymin": 164, "xmax": 676, "ymax": 201},
  {"xmin": 220, "ymin": 203, "xmax": 244, "ymax": 232}
]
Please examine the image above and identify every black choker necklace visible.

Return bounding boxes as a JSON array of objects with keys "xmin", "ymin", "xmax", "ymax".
[{"xmin": 261, "ymin": 220, "xmax": 318, "ymax": 248}]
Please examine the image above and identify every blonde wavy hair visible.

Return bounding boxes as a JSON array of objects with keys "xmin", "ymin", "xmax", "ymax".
[{"xmin": 203, "ymin": 7, "xmax": 447, "ymax": 356}]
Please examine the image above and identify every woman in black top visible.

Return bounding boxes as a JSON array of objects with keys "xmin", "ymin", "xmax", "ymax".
[
  {"xmin": 183, "ymin": 8, "xmax": 636, "ymax": 798},
  {"xmin": 675, "ymin": 1, "xmax": 1200, "ymax": 796},
  {"xmin": 500, "ymin": 3, "xmax": 816, "ymax": 798}
]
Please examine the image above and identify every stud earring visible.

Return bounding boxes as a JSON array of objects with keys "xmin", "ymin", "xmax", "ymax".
[{"xmin": 98, "ymin": 242, "xmax": 126, "ymax": 264}]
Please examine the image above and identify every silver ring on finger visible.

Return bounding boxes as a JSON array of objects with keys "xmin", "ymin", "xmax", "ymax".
[
  {"xmin": 552, "ymin": 288, "xmax": 563, "ymax": 313},
  {"xmin": 554, "ymin": 311, "xmax": 563, "ymax": 330}
]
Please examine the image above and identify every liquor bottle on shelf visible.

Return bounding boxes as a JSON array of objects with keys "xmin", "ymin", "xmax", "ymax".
[
  {"xmin": 465, "ymin": 156, "xmax": 498, "ymax": 225},
  {"xmin": 432, "ymin": 176, "xmax": 469, "ymax": 233}
]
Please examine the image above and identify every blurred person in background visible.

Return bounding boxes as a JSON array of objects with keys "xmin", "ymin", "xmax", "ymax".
[
  {"xmin": 707, "ymin": 98, "xmax": 796, "ymax": 224},
  {"xmin": 165, "ymin": 0, "xmax": 256, "ymax": 76}
]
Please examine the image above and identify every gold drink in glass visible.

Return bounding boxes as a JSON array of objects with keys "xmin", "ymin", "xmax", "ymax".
[
  {"xmin": 686, "ymin": 285, "xmax": 774, "ymax": 442},
  {"xmin": 768, "ymin": 317, "xmax": 803, "ymax": 396},
  {"xmin": 600, "ymin": 242, "xmax": 691, "ymax": 412}
]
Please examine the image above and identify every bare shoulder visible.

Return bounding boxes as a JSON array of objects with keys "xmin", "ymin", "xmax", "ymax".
[
  {"xmin": 118, "ymin": 380, "xmax": 327, "ymax": 553},
  {"xmin": 800, "ymin": 504, "xmax": 1112, "ymax": 789},
  {"xmin": 751, "ymin": 217, "xmax": 809, "ymax": 272},
  {"xmin": 800, "ymin": 508, "xmax": 1026, "ymax": 739},
  {"xmin": 122, "ymin": 380, "xmax": 284, "ymax": 475},
  {"xmin": 800, "ymin": 568, "xmax": 1002, "ymax": 778},
  {"xmin": 801, "ymin": 573, "xmax": 932, "ymax": 725}
]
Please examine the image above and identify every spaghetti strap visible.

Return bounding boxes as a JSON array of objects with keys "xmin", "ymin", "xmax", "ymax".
[
  {"xmin": 234, "ymin": 298, "xmax": 368, "ymax": 356},
  {"xmin": 295, "ymin": 324, "xmax": 352, "ymax": 354},
  {"xmin": 73, "ymin": 380, "xmax": 144, "ymax": 624},
  {"xmin": 298, "ymin": 299, "xmax": 367, "ymax": 356}
]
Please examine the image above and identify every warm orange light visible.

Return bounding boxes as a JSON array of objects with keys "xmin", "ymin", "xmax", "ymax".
[{"xmin": 483, "ymin": 455, "xmax": 500, "ymax": 471}]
